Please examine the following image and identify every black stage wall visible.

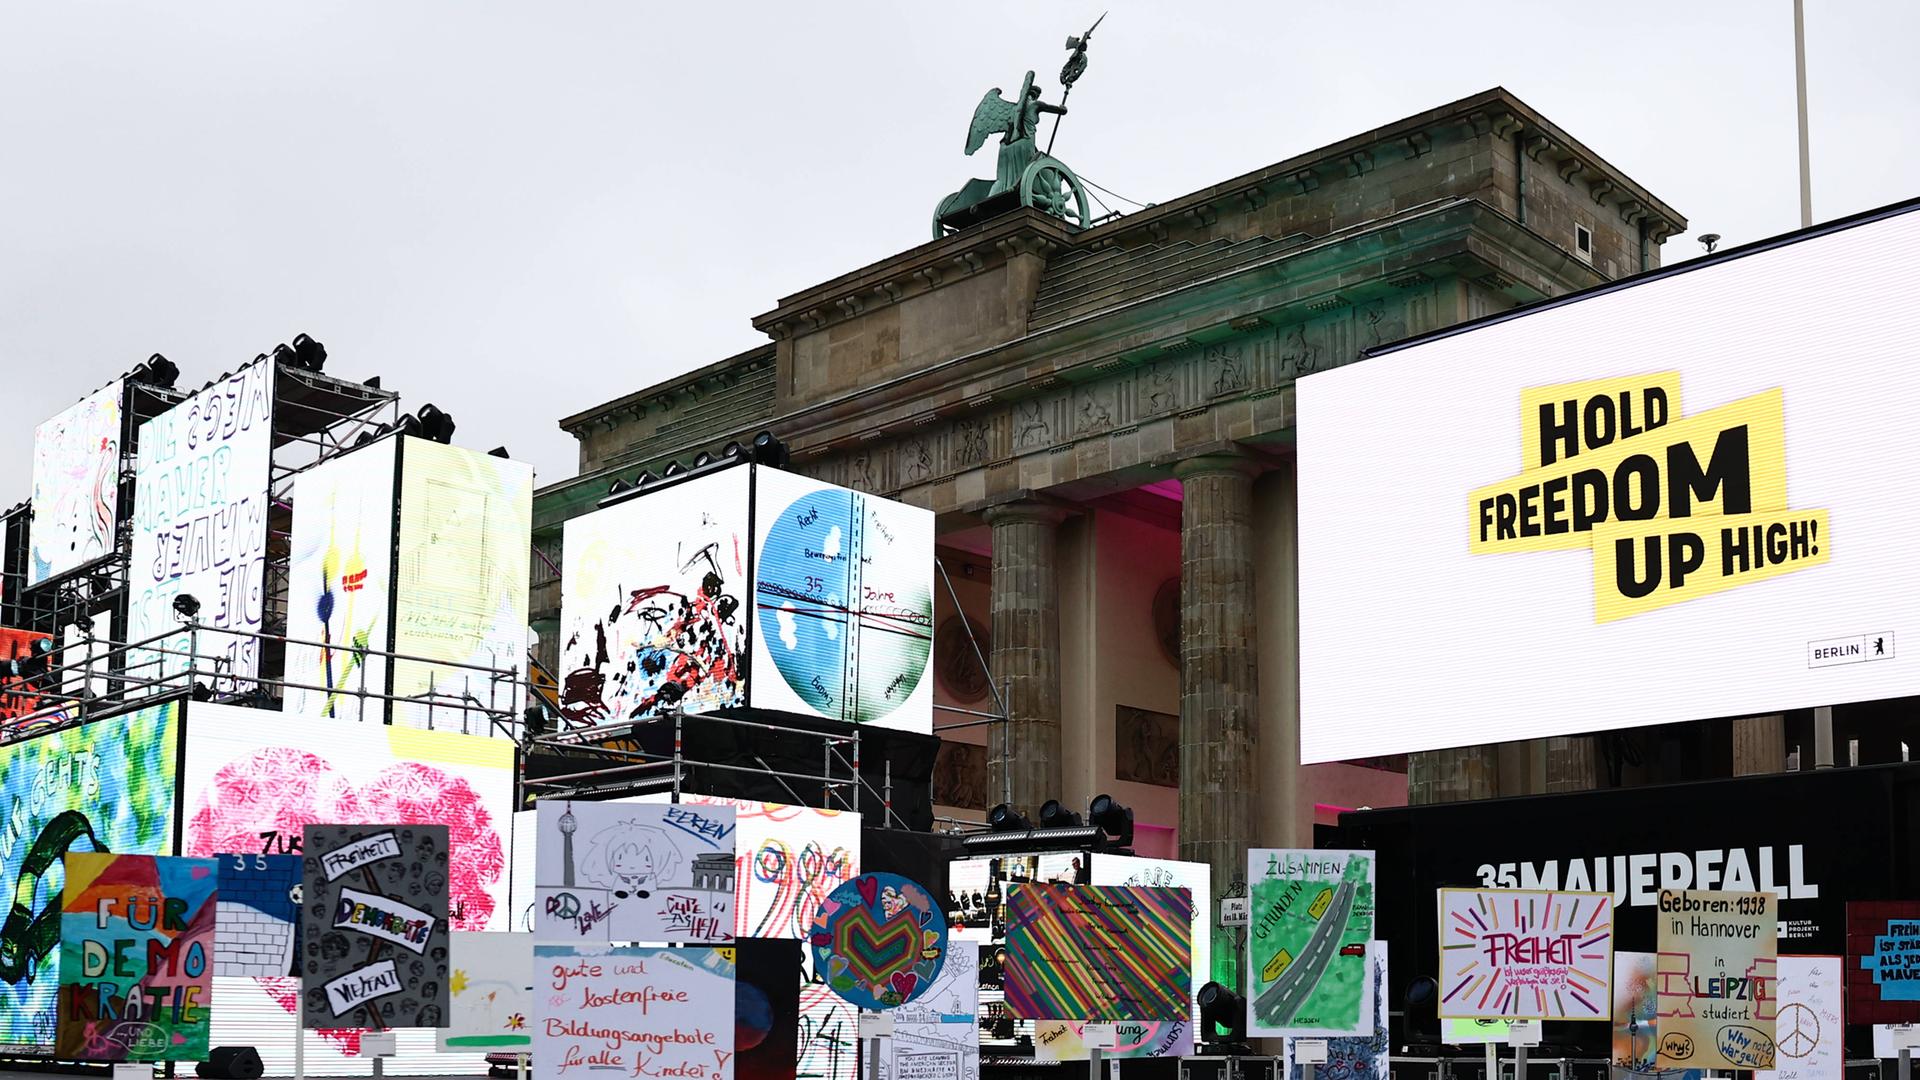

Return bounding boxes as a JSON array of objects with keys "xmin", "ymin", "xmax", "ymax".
[{"xmin": 1335, "ymin": 762, "xmax": 1920, "ymax": 1056}]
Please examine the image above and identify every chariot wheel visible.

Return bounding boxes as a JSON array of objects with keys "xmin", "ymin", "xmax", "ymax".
[
  {"xmin": 932, "ymin": 191, "xmax": 966, "ymax": 239},
  {"xmin": 1019, "ymin": 156, "xmax": 1091, "ymax": 230}
]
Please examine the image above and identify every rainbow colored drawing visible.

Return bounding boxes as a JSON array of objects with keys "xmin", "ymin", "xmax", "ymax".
[
  {"xmin": 810, "ymin": 872, "xmax": 946, "ymax": 1011},
  {"xmin": 1003, "ymin": 882, "xmax": 1192, "ymax": 1022},
  {"xmin": 1437, "ymin": 888, "xmax": 1612, "ymax": 1020},
  {"xmin": 57, "ymin": 854, "xmax": 217, "ymax": 1061}
]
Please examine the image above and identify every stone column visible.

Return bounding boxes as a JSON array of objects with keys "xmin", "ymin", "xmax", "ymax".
[
  {"xmin": 1544, "ymin": 736, "xmax": 1599, "ymax": 792},
  {"xmin": 985, "ymin": 501, "xmax": 1068, "ymax": 816},
  {"xmin": 1175, "ymin": 455, "xmax": 1260, "ymax": 992},
  {"xmin": 1732, "ymin": 715, "xmax": 1786, "ymax": 775},
  {"xmin": 1407, "ymin": 746, "xmax": 1501, "ymax": 804}
]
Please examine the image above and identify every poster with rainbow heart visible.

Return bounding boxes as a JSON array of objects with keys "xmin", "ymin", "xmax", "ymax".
[
  {"xmin": 1002, "ymin": 882, "xmax": 1193, "ymax": 1022},
  {"xmin": 809, "ymin": 872, "xmax": 948, "ymax": 1011}
]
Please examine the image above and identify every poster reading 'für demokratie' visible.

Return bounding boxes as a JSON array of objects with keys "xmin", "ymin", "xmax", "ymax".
[{"xmin": 1655, "ymin": 889, "xmax": 1778, "ymax": 1070}]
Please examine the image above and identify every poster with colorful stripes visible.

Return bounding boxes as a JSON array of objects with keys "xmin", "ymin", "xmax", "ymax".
[
  {"xmin": 1002, "ymin": 883, "xmax": 1192, "ymax": 1022},
  {"xmin": 1437, "ymin": 888, "xmax": 1612, "ymax": 1020}
]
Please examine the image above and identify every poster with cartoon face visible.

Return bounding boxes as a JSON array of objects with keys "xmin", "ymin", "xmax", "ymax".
[{"xmin": 533, "ymin": 800, "xmax": 736, "ymax": 943}]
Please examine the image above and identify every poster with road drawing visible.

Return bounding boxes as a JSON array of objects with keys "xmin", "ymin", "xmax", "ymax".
[
  {"xmin": 533, "ymin": 800, "xmax": 736, "ymax": 943},
  {"xmin": 300, "ymin": 824, "xmax": 451, "ymax": 1029},
  {"xmin": 1246, "ymin": 849, "xmax": 1374, "ymax": 1037},
  {"xmin": 1437, "ymin": 888, "xmax": 1612, "ymax": 1019}
]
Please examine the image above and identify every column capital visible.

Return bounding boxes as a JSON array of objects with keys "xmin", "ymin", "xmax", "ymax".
[
  {"xmin": 981, "ymin": 497, "xmax": 1076, "ymax": 528},
  {"xmin": 1173, "ymin": 453, "xmax": 1263, "ymax": 483}
]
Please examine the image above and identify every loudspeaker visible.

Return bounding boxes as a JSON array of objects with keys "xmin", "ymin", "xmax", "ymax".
[{"xmin": 198, "ymin": 1045, "xmax": 264, "ymax": 1079}]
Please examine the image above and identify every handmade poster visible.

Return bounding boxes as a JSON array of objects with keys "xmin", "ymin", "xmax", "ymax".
[
  {"xmin": 128, "ymin": 355, "xmax": 274, "ymax": 684},
  {"xmin": 29, "ymin": 378, "xmax": 122, "ymax": 586},
  {"xmin": 0, "ymin": 702, "xmax": 179, "ymax": 1053},
  {"xmin": 810, "ymin": 872, "xmax": 946, "ymax": 1011},
  {"xmin": 56, "ymin": 854, "xmax": 217, "ymax": 1061},
  {"xmin": 883, "ymin": 939, "xmax": 980, "ymax": 1080},
  {"xmin": 1438, "ymin": 888, "xmax": 1612, "ymax": 1019},
  {"xmin": 213, "ymin": 853, "xmax": 303, "ymax": 976},
  {"xmin": 1287, "ymin": 945, "xmax": 1388, "ymax": 1080},
  {"xmin": 389, "ymin": 439, "xmax": 534, "ymax": 730},
  {"xmin": 557, "ymin": 466, "xmax": 751, "ymax": 724},
  {"xmin": 1002, "ymin": 882, "xmax": 1191, "ymax": 1022},
  {"xmin": 438, "ymin": 931, "xmax": 533, "ymax": 1051},
  {"xmin": 533, "ymin": 945, "xmax": 734, "ymax": 1080},
  {"xmin": 300, "ymin": 824, "xmax": 451, "ymax": 1030},
  {"xmin": 1091, "ymin": 852, "xmax": 1211, "ymax": 1048},
  {"xmin": 1246, "ymin": 848, "xmax": 1375, "ymax": 1037},
  {"xmin": 733, "ymin": 938, "xmax": 801, "ymax": 1080},
  {"xmin": 682, "ymin": 796, "xmax": 860, "ymax": 1080},
  {"xmin": 1848, "ymin": 902, "xmax": 1920, "ymax": 1025},
  {"xmin": 1654, "ymin": 889, "xmax": 1778, "ymax": 1070},
  {"xmin": 1756, "ymin": 956, "xmax": 1842, "ymax": 1080},
  {"xmin": 285, "ymin": 439, "xmax": 398, "ymax": 723},
  {"xmin": 749, "ymin": 466, "xmax": 934, "ymax": 732},
  {"xmin": 1613, "ymin": 951, "xmax": 1661, "ymax": 1070},
  {"xmin": 533, "ymin": 800, "xmax": 737, "ymax": 943},
  {"xmin": 1032, "ymin": 1018, "xmax": 1194, "ymax": 1062}
]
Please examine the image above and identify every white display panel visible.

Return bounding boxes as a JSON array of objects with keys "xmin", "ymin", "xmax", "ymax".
[
  {"xmin": 558, "ymin": 467, "xmax": 751, "ymax": 722},
  {"xmin": 391, "ymin": 438, "xmax": 534, "ymax": 728},
  {"xmin": 128, "ymin": 357, "xmax": 274, "ymax": 686},
  {"xmin": 285, "ymin": 440, "xmax": 398, "ymax": 721},
  {"xmin": 29, "ymin": 378, "xmax": 123, "ymax": 585},
  {"xmin": 751, "ymin": 466, "xmax": 934, "ymax": 732},
  {"xmin": 1297, "ymin": 203, "xmax": 1920, "ymax": 763},
  {"xmin": 180, "ymin": 702, "xmax": 514, "ymax": 1074}
]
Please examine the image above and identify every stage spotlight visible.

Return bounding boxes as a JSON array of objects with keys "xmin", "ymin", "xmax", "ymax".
[
  {"xmin": 722, "ymin": 441, "xmax": 744, "ymax": 458},
  {"xmin": 394, "ymin": 413, "xmax": 423, "ymax": 438},
  {"xmin": 987, "ymin": 803, "xmax": 1034, "ymax": 833},
  {"xmin": 172, "ymin": 593, "xmax": 202, "ymax": 622},
  {"xmin": 488, "ymin": 447, "xmax": 510, "ymax": 459},
  {"xmin": 751, "ymin": 430, "xmax": 790, "ymax": 466},
  {"xmin": 1405, "ymin": 976, "xmax": 1437, "ymax": 1009},
  {"xmin": 132, "ymin": 353, "xmax": 180, "ymax": 388},
  {"xmin": 1088, "ymin": 793, "xmax": 1134, "ymax": 846},
  {"xmin": 271, "ymin": 343, "xmax": 296, "ymax": 367},
  {"xmin": 609, "ymin": 479, "xmax": 633, "ymax": 495},
  {"xmin": 363, "ymin": 376, "xmax": 382, "ymax": 389},
  {"xmin": 692, "ymin": 451, "xmax": 715, "ymax": 468},
  {"xmin": 1039, "ymin": 799, "xmax": 1082, "ymax": 829},
  {"xmin": 291, "ymin": 333, "xmax": 327, "ymax": 372},
  {"xmin": 190, "ymin": 682, "xmax": 213, "ymax": 702},
  {"xmin": 416, "ymin": 403, "xmax": 457, "ymax": 444},
  {"xmin": 662, "ymin": 461, "xmax": 686, "ymax": 478},
  {"xmin": 355, "ymin": 429, "xmax": 378, "ymax": 447},
  {"xmin": 1196, "ymin": 981, "xmax": 1247, "ymax": 1043}
]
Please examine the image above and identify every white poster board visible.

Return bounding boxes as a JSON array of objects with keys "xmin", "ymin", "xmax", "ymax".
[
  {"xmin": 882, "ymin": 939, "xmax": 981, "ymax": 1080},
  {"xmin": 29, "ymin": 378, "xmax": 123, "ymax": 585},
  {"xmin": 1437, "ymin": 888, "xmax": 1612, "ymax": 1019},
  {"xmin": 532, "ymin": 799, "xmax": 737, "ymax": 943},
  {"xmin": 439, "ymin": 931, "xmax": 534, "ymax": 1052},
  {"xmin": 1758, "ymin": 955, "xmax": 1842, "ymax": 1080},
  {"xmin": 532, "ymin": 945, "xmax": 733, "ymax": 1080}
]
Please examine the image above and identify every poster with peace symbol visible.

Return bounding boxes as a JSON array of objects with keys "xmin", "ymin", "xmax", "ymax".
[{"xmin": 809, "ymin": 872, "xmax": 947, "ymax": 1010}]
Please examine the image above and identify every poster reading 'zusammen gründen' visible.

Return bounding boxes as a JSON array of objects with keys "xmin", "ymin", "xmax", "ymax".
[{"xmin": 1246, "ymin": 849, "xmax": 1374, "ymax": 1038}]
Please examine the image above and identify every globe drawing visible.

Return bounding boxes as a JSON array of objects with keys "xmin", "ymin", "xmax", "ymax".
[{"xmin": 756, "ymin": 487, "xmax": 932, "ymax": 724}]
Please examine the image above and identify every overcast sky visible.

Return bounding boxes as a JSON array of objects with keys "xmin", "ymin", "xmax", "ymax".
[{"xmin": 3, "ymin": 1, "xmax": 1914, "ymax": 501}]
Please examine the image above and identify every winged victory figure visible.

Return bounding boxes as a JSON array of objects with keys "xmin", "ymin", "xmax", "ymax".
[{"xmin": 966, "ymin": 71, "xmax": 1068, "ymax": 197}]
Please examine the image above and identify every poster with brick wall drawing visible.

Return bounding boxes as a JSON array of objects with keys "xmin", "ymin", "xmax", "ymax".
[
  {"xmin": 300, "ymin": 824, "xmax": 451, "ymax": 1029},
  {"xmin": 214, "ymin": 853, "xmax": 303, "ymax": 976}
]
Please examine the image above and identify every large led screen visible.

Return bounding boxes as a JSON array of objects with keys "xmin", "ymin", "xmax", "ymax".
[
  {"xmin": 285, "ymin": 440, "xmax": 398, "ymax": 721},
  {"xmin": 751, "ymin": 467, "xmax": 934, "ymax": 732},
  {"xmin": 0, "ymin": 702, "xmax": 181, "ymax": 1052},
  {"xmin": 558, "ymin": 467, "xmax": 751, "ymax": 723},
  {"xmin": 390, "ymin": 438, "xmax": 534, "ymax": 729},
  {"xmin": 29, "ymin": 379, "xmax": 123, "ymax": 586},
  {"xmin": 1296, "ymin": 202, "xmax": 1920, "ymax": 763},
  {"xmin": 128, "ymin": 357, "xmax": 274, "ymax": 687}
]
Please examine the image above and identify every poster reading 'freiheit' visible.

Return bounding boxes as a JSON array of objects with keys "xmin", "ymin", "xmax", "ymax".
[
  {"xmin": 1246, "ymin": 849, "xmax": 1375, "ymax": 1037},
  {"xmin": 1437, "ymin": 888, "xmax": 1612, "ymax": 1020},
  {"xmin": 1655, "ymin": 889, "xmax": 1778, "ymax": 1070}
]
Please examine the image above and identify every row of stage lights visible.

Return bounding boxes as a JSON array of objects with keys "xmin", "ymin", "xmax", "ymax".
[
  {"xmin": 603, "ymin": 431, "xmax": 791, "ymax": 504},
  {"xmin": 969, "ymin": 794, "xmax": 1135, "ymax": 851}
]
